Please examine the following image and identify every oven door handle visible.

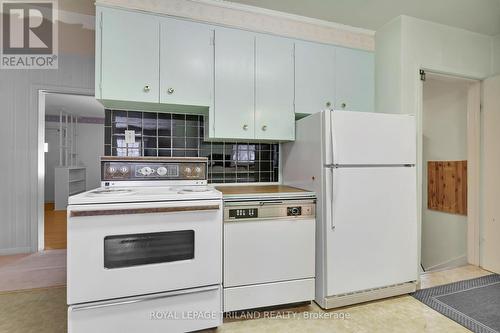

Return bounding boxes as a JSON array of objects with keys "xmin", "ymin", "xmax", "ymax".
[
  {"xmin": 70, "ymin": 285, "xmax": 220, "ymax": 312},
  {"xmin": 70, "ymin": 204, "xmax": 220, "ymax": 217}
]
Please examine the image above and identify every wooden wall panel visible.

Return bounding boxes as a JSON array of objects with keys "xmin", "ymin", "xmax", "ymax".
[{"xmin": 428, "ymin": 161, "xmax": 467, "ymax": 215}]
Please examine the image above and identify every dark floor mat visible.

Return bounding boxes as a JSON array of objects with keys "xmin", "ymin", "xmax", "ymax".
[{"xmin": 412, "ymin": 274, "xmax": 500, "ymax": 333}]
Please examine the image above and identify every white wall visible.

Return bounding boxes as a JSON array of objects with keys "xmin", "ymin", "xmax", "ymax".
[
  {"xmin": 421, "ymin": 77, "xmax": 468, "ymax": 270},
  {"xmin": 375, "ymin": 15, "xmax": 494, "ymax": 274},
  {"xmin": 0, "ymin": 55, "xmax": 95, "ymax": 255},
  {"xmin": 77, "ymin": 122, "xmax": 104, "ymax": 191},
  {"xmin": 492, "ymin": 35, "xmax": 500, "ymax": 75},
  {"xmin": 375, "ymin": 17, "xmax": 402, "ymax": 114},
  {"xmin": 376, "ymin": 15, "xmax": 493, "ymax": 115},
  {"xmin": 0, "ymin": 0, "xmax": 95, "ymax": 254}
]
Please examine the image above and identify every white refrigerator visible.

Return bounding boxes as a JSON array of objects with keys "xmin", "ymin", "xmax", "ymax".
[{"xmin": 283, "ymin": 110, "xmax": 418, "ymax": 309}]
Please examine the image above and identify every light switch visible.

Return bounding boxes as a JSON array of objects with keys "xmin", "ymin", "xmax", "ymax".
[{"xmin": 125, "ymin": 130, "xmax": 136, "ymax": 144}]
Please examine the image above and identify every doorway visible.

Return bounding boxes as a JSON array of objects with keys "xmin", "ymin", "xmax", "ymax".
[
  {"xmin": 420, "ymin": 72, "xmax": 480, "ymax": 272},
  {"xmin": 41, "ymin": 92, "xmax": 104, "ymax": 250}
]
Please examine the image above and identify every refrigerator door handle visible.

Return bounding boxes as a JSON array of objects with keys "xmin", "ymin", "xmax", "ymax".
[
  {"xmin": 325, "ymin": 165, "xmax": 336, "ymax": 229},
  {"xmin": 329, "ymin": 110, "xmax": 335, "ymax": 166},
  {"xmin": 330, "ymin": 167, "xmax": 335, "ymax": 229}
]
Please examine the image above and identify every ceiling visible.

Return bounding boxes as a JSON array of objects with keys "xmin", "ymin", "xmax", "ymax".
[
  {"xmin": 45, "ymin": 93, "xmax": 104, "ymax": 117},
  {"xmin": 225, "ymin": 0, "xmax": 500, "ymax": 36}
]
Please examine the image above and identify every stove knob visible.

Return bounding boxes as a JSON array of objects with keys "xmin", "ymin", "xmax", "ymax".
[
  {"xmin": 107, "ymin": 166, "xmax": 117, "ymax": 174},
  {"xmin": 157, "ymin": 167, "xmax": 167, "ymax": 176},
  {"xmin": 139, "ymin": 167, "xmax": 153, "ymax": 176},
  {"xmin": 184, "ymin": 167, "xmax": 192, "ymax": 175},
  {"xmin": 194, "ymin": 167, "xmax": 202, "ymax": 175},
  {"xmin": 119, "ymin": 166, "xmax": 129, "ymax": 174}
]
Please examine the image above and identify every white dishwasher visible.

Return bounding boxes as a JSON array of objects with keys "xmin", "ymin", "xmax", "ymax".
[{"xmin": 223, "ymin": 197, "xmax": 316, "ymax": 312}]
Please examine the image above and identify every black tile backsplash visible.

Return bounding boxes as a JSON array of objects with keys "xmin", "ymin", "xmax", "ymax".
[{"xmin": 104, "ymin": 110, "xmax": 280, "ymax": 184}]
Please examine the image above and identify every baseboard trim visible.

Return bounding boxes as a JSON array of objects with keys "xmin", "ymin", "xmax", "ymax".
[
  {"xmin": 424, "ymin": 255, "xmax": 468, "ymax": 272},
  {"xmin": 0, "ymin": 247, "xmax": 32, "ymax": 256},
  {"xmin": 317, "ymin": 282, "xmax": 417, "ymax": 309}
]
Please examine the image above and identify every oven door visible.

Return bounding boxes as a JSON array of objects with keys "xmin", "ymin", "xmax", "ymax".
[{"xmin": 67, "ymin": 199, "xmax": 222, "ymax": 304}]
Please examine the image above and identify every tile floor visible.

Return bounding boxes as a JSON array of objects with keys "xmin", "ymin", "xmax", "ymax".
[{"xmin": 0, "ymin": 262, "xmax": 492, "ymax": 333}]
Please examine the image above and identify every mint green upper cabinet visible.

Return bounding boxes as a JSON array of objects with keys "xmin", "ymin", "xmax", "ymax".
[
  {"xmin": 160, "ymin": 18, "xmax": 214, "ymax": 107},
  {"xmin": 334, "ymin": 47, "xmax": 375, "ymax": 112},
  {"xmin": 294, "ymin": 41, "xmax": 335, "ymax": 115},
  {"xmin": 255, "ymin": 34, "xmax": 295, "ymax": 141},
  {"xmin": 213, "ymin": 28, "xmax": 255, "ymax": 140},
  {"xmin": 98, "ymin": 7, "xmax": 160, "ymax": 103}
]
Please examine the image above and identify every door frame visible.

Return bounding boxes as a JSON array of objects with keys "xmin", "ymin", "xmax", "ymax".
[
  {"xmin": 416, "ymin": 69, "xmax": 481, "ymax": 269},
  {"xmin": 34, "ymin": 85, "xmax": 94, "ymax": 252}
]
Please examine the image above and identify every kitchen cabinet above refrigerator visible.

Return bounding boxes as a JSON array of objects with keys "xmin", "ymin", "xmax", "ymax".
[
  {"xmin": 294, "ymin": 42, "xmax": 375, "ymax": 116},
  {"xmin": 294, "ymin": 41, "xmax": 336, "ymax": 116},
  {"xmin": 334, "ymin": 47, "xmax": 375, "ymax": 113}
]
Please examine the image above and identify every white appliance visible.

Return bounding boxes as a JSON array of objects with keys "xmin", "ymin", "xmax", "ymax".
[
  {"xmin": 283, "ymin": 110, "xmax": 418, "ymax": 309},
  {"xmin": 67, "ymin": 157, "xmax": 222, "ymax": 333},
  {"xmin": 223, "ymin": 195, "xmax": 316, "ymax": 312}
]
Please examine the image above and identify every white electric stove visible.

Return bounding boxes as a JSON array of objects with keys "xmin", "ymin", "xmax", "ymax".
[{"xmin": 67, "ymin": 157, "xmax": 222, "ymax": 333}]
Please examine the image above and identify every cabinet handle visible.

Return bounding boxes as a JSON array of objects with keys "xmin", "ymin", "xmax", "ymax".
[
  {"xmin": 262, "ymin": 125, "xmax": 267, "ymax": 131},
  {"xmin": 326, "ymin": 101, "xmax": 332, "ymax": 108},
  {"xmin": 242, "ymin": 124, "xmax": 248, "ymax": 131},
  {"xmin": 143, "ymin": 85, "xmax": 151, "ymax": 92},
  {"xmin": 167, "ymin": 87, "xmax": 174, "ymax": 95},
  {"xmin": 341, "ymin": 102, "xmax": 347, "ymax": 109}
]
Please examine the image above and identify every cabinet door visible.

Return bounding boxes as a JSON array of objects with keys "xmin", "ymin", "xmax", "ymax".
[
  {"xmin": 160, "ymin": 18, "xmax": 214, "ymax": 107},
  {"xmin": 294, "ymin": 41, "xmax": 335, "ymax": 115},
  {"xmin": 255, "ymin": 35, "xmax": 295, "ymax": 141},
  {"xmin": 335, "ymin": 47, "xmax": 375, "ymax": 112},
  {"xmin": 99, "ymin": 7, "xmax": 160, "ymax": 103},
  {"xmin": 213, "ymin": 28, "xmax": 255, "ymax": 139}
]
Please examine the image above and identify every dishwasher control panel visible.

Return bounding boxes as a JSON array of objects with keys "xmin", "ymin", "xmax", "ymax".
[
  {"xmin": 287, "ymin": 206, "xmax": 302, "ymax": 216},
  {"xmin": 224, "ymin": 199, "xmax": 315, "ymax": 222},
  {"xmin": 228, "ymin": 208, "xmax": 259, "ymax": 219}
]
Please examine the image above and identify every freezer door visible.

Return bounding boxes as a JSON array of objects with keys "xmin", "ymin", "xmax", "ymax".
[
  {"xmin": 324, "ymin": 111, "xmax": 416, "ymax": 166},
  {"xmin": 324, "ymin": 166, "xmax": 417, "ymax": 296}
]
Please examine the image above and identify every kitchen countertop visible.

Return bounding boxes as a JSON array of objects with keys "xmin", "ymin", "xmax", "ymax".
[{"xmin": 214, "ymin": 185, "xmax": 316, "ymax": 201}]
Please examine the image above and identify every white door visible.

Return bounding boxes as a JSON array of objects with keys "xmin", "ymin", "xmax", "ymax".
[
  {"xmin": 324, "ymin": 166, "xmax": 418, "ymax": 295},
  {"xmin": 294, "ymin": 41, "xmax": 335, "ymax": 114},
  {"xmin": 213, "ymin": 27, "xmax": 255, "ymax": 139},
  {"xmin": 67, "ymin": 200, "xmax": 222, "ymax": 304},
  {"xmin": 326, "ymin": 111, "xmax": 416, "ymax": 166},
  {"xmin": 69, "ymin": 286, "xmax": 221, "ymax": 333},
  {"xmin": 482, "ymin": 74, "xmax": 500, "ymax": 273},
  {"xmin": 224, "ymin": 218, "xmax": 315, "ymax": 287},
  {"xmin": 160, "ymin": 18, "xmax": 214, "ymax": 107},
  {"xmin": 99, "ymin": 7, "xmax": 160, "ymax": 103},
  {"xmin": 334, "ymin": 47, "xmax": 375, "ymax": 112},
  {"xmin": 255, "ymin": 34, "xmax": 295, "ymax": 141}
]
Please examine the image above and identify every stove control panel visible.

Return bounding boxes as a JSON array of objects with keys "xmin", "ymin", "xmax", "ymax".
[{"xmin": 101, "ymin": 158, "xmax": 207, "ymax": 181}]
